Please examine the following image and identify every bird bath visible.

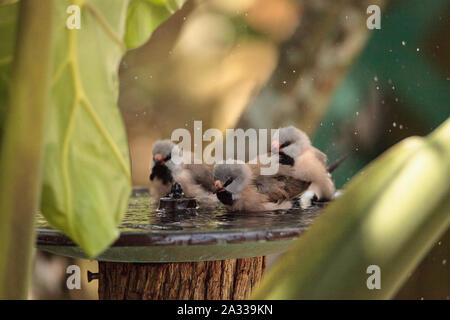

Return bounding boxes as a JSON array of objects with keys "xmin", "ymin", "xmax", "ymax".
[{"xmin": 36, "ymin": 187, "xmax": 324, "ymax": 299}]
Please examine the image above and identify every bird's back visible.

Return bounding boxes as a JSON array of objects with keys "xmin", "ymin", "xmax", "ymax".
[{"xmin": 249, "ymin": 163, "xmax": 310, "ymax": 202}]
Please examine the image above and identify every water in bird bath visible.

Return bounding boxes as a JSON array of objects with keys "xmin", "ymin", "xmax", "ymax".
[{"xmin": 35, "ymin": 187, "xmax": 324, "ymax": 235}]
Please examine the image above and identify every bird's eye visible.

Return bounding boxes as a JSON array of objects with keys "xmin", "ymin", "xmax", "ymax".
[
  {"xmin": 223, "ymin": 177, "xmax": 233, "ymax": 187},
  {"xmin": 164, "ymin": 154, "xmax": 171, "ymax": 162},
  {"xmin": 280, "ymin": 141, "xmax": 291, "ymax": 148}
]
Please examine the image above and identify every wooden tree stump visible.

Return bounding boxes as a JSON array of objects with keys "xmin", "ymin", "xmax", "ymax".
[{"xmin": 98, "ymin": 257, "xmax": 266, "ymax": 300}]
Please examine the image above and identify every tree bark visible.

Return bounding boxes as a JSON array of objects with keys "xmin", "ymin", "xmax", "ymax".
[{"xmin": 98, "ymin": 257, "xmax": 266, "ymax": 300}]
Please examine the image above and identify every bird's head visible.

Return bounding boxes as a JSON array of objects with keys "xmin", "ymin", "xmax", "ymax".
[
  {"xmin": 152, "ymin": 140, "xmax": 176, "ymax": 167},
  {"xmin": 150, "ymin": 140, "xmax": 180, "ymax": 184},
  {"xmin": 271, "ymin": 126, "xmax": 311, "ymax": 165},
  {"xmin": 213, "ymin": 163, "xmax": 251, "ymax": 206}
]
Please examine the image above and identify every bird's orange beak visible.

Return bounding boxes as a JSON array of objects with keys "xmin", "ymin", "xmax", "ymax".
[
  {"xmin": 214, "ymin": 180, "xmax": 224, "ymax": 194},
  {"xmin": 154, "ymin": 153, "xmax": 164, "ymax": 164},
  {"xmin": 271, "ymin": 140, "xmax": 281, "ymax": 153}
]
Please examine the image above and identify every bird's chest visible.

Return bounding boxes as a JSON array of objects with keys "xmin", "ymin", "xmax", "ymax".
[
  {"xmin": 278, "ymin": 152, "xmax": 295, "ymax": 166},
  {"xmin": 150, "ymin": 164, "xmax": 173, "ymax": 185},
  {"xmin": 217, "ymin": 190, "xmax": 234, "ymax": 206}
]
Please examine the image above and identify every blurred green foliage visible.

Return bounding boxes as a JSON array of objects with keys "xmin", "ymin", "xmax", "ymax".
[
  {"xmin": 0, "ymin": 3, "xmax": 17, "ymax": 150},
  {"xmin": 0, "ymin": 0, "xmax": 54, "ymax": 299}
]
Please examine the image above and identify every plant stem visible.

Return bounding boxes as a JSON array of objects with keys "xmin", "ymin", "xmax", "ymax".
[{"xmin": 0, "ymin": 0, "xmax": 53, "ymax": 299}]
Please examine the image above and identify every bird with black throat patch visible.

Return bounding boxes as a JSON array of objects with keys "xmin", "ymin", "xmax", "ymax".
[
  {"xmin": 213, "ymin": 162, "xmax": 310, "ymax": 212},
  {"xmin": 149, "ymin": 140, "xmax": 217, "ymax": 208},
  {"xmin": 271, "ymin": 126, "xmax": 336, "ymax": 208}
]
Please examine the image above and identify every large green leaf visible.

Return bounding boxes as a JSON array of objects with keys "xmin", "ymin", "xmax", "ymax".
[
  {"xmin": 252, "ymin": 119, "xmax": 450, "ymax": 299},
  {"xmin": 40, "ymin": 0, "xmax": 184, "ymax": 258},
  {"xmin": 40, "ymin": 0, "xmax": 132, "ymax": 258},
  {"xmin": 39, "ymin": 0, "xmax": 182, "ymax": 258}
]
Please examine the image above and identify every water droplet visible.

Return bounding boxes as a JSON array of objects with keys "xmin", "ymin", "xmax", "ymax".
[
  {"xmin": 416, "ymin": 48, "xmax": 420, "ymax": 52},
  {"xmin": 374, "ymin": 76, "xmax": 378, "ymax": 82},
  {"xmin": 401, "ymin": 41, "xmax": 406, "ymax": 46},
  {"xmin": 443, "ymin": 259, "xmax": 447, "ymax": 265},
  {"xmin": 393, "ymin": 122, "xmax": 397, "ymax": 127}
]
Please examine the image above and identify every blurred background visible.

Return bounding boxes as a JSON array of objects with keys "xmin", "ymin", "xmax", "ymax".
[{"xmin": 32, "ymin": 0, "xmax": 449, "ymax": 299}]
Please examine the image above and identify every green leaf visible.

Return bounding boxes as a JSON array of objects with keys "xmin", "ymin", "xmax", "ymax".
[
  {"xmin": 252, "ymin": 119, "xmax": 450, "ymax": 299},
  {"xmin": 40, "ymin": 0, "xmax": 132, "ymax": 258},
  {"xmin": 124, "ymin": 0, "xmax": 185, "ymax": 50},
  {"xmin": 40, "ymin": 0, "xmax": 184, "ymax": 258}
]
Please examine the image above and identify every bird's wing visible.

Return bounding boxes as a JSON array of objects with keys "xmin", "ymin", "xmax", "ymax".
[
  {"xmin": 184, "ymin": 163, "xmax": 215, "ymax": 192},
  {"xmin": 253, "ymin": 174, "xmax": 311, "ymax": 203}
]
